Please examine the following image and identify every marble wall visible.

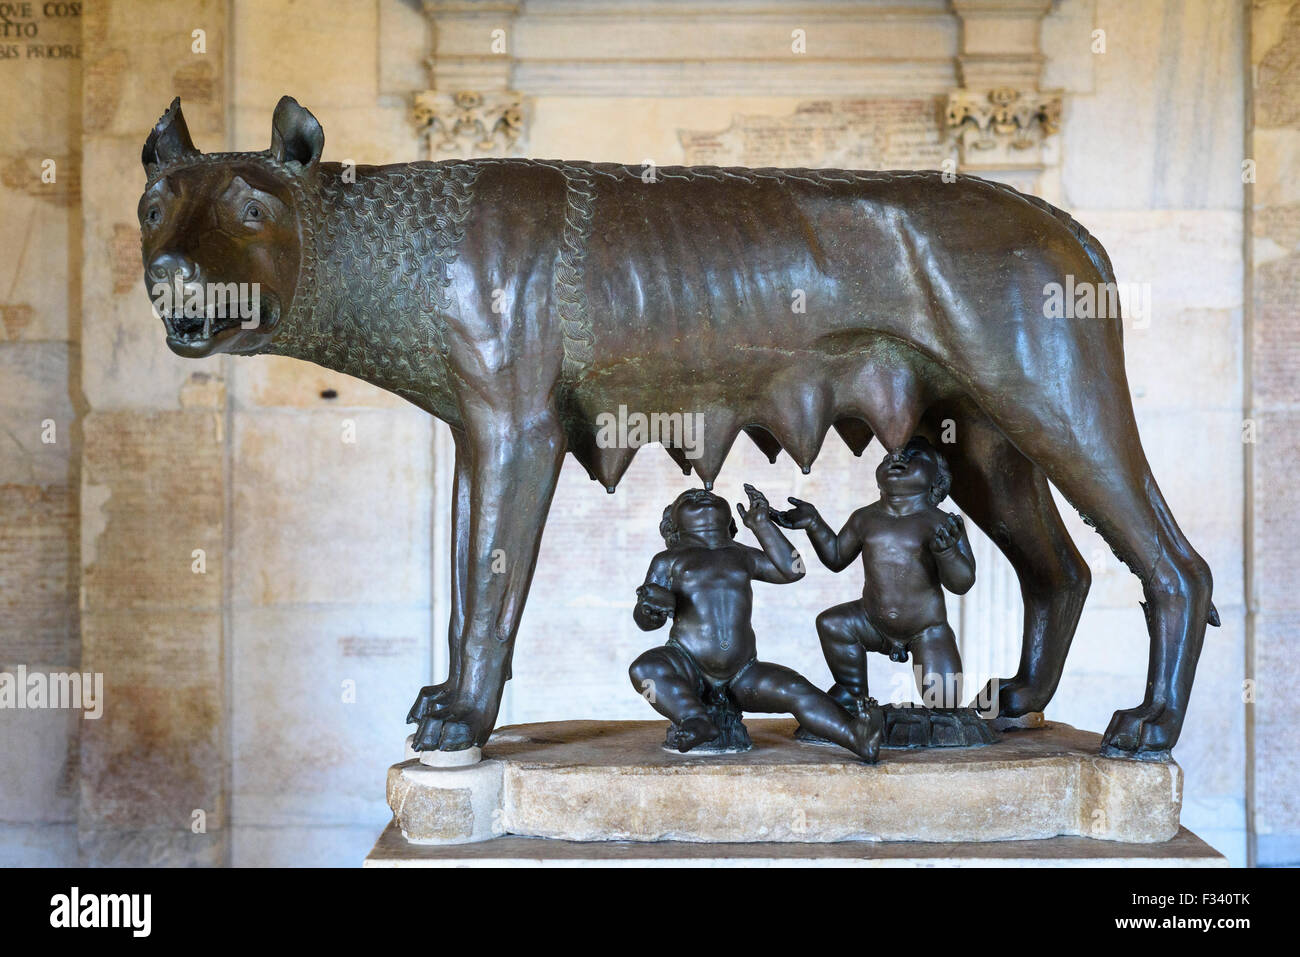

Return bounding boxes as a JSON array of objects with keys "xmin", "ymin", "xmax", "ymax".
[
  {"xmin": 0, "ymin": 0, "xmax": 1287, "ymax": 868},
  {"xmin": 1043, "ymin": 0, "xmax": 1248, "ymax": 865},
  {"xmin": 223, "ymin": 0, "xmax": 436, "ymax": 868},
  {"xmin": 77, "ymin": 0, "xmax": 231, "ymax": 866},
  {"xmin": 1250, "ymin": 0, "xmax": 1300, "ymax": 868},
  {"xmin": 0, "ymin": 0, "xmax": 82, "ymax": 865}
]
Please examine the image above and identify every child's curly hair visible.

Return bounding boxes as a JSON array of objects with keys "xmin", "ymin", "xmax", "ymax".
[{"xmin": 659, "ymin": 488, "xmax": 737, "ymax": 546}]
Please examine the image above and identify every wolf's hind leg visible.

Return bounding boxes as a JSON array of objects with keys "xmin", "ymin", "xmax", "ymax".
[{"xmin": 922, "ymin": 404, "xmax": 1091, "ymax": 718}]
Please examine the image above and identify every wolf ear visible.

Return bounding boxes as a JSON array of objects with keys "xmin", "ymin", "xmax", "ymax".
[
  {"xmin": 142, "ymin": 98, "xmax": 197, "ymax": 172},
  {"xmin": 270, "ymin": 96, "xmax": 324, "ymax": 173}
]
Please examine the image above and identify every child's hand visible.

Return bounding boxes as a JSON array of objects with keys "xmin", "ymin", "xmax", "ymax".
[
  {"xmin": 772, "ymin": 496, "xmax": 819, "ymax": 530},
  {"xmin": 930, "ymin": 513, "xmax": 965, "ymax": 553},
  {"xmin": 736, "ymin": 483, "xmax": 772, "ymax": 530},
  {"xmin": 636, "ymin": 582, "xmax": 676, "ymax": 618}
]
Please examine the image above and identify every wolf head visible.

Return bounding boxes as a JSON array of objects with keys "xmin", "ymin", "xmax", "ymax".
[{"xmin": 139, "ymin": 96, "xmax": 323, "ymax": 358}]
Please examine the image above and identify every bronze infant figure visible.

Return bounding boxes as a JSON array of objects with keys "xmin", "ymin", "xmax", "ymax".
[
  {"xmin": 776, "ymin": 436, "xmax": 975, "ymax": 711},
  {"xmin": 139, "ymin": 95, "xmax": 1218, "ymax": 758},
  {"xmin": 630, "ymin": 486, "xmax": 884, "ymax": 762}
]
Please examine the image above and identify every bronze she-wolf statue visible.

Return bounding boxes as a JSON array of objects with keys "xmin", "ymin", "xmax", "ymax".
[{"xmin": 138, "ymin": 96, "xmax": 1217, "ymax": 758}]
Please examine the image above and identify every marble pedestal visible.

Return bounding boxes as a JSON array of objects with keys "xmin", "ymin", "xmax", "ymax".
[
  {"xmin": 364, "ymin": 822, "xmax": 1226, "ymax": 867},
  {"xmin": 378, "ymin": 718, "xmax": 1211, "ymax": 859}
]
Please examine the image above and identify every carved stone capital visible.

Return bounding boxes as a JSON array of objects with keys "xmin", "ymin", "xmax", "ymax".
[
  {"xmin": 945, "ymin": 87, "xmax": 1061, "ymax": 152},
  {"xmin": 412, "ymin": 90, "xmax": 527, "ymax": 159}
]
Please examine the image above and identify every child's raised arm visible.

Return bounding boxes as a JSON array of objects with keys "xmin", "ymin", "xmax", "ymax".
[
  {"xmin": 772, "ymin": 496, "xmax": 864, "ymax": 572},
  {"xmin": 738, "ymin": 485, "xmax": 806, "ymax": 583}
]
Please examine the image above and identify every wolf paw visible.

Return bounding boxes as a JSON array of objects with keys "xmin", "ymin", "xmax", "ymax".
[
  {"xmin": 981, "ymin": 675, "xmax": 1049, "ymax": 717},
  {"xmin": 409, "ymin": 699, "xmax": 492, "ymax": 752},
  {"xmin": 405, "ymin": 682, "xmax": 454, "ymax": 724},
  {"xmin": 1101, "ymin": 703, "xmax": 1179, "ymax": 757}
]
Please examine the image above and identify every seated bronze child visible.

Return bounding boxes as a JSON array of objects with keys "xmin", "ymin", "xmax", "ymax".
[
  {"xmin": 630, "ymin": 485, "xmax": 884, "ymax": 762},
  {"xmin": 774, "ymin": 436, "xmax": 976, "ymax": 711}
]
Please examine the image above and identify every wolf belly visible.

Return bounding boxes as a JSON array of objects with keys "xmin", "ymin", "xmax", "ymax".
[{"xmin": 555, "ymin": 165, "xmax": 982, "ymax": 489}]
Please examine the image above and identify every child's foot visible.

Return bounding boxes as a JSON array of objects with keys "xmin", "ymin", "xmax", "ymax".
[
  {"xmin": 669, "ymin": 715, "xmax": 720, "ymax": 752},
  {"xmin": 847, "ymin": 706, "xmax": 884, "ymax": 763}
]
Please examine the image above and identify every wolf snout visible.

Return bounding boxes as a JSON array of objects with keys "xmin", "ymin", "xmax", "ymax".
[{"xmin": 147, "ymin": 252, "xmax": 198, "ymax": 283}]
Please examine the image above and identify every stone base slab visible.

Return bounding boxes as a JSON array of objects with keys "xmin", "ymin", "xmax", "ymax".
[
  {"xmin": 365, "ymin": 822, "xmax": 1226, "ymax": 868},
  {"xmin": 386, "ymin": 760, "xmax": 502, "ymax": 844},
  {"xmin": 386, "ymin": 718, "xmax": 1184, "ymax": 845}
]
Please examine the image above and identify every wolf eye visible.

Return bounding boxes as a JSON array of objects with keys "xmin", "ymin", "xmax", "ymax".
[
  {"xmin": 145, "ymin": 206, "xmax": 161, "ymax": 225},
  {"xmin": 242, "ymin": 201, "xmax": 266, "ymax": 222}
]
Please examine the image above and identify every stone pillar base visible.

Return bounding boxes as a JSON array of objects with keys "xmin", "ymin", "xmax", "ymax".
[{"xmin": 385, "ymin": 718, "xmax": 1187, "ymax": 846}]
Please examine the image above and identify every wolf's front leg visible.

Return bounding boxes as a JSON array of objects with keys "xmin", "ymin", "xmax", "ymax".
[
  {"xmin": 409, "ymin": 411, "xmax": 565, "ymax": 751},
  {"xmin": 406, "ymin": 426, "xmax": 471, "ymax": 725}
]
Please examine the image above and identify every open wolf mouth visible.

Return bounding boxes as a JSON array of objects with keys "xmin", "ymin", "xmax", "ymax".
[{"xmin": 159, "ymin": 292, "xmax": 280, "ymax": 348}]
